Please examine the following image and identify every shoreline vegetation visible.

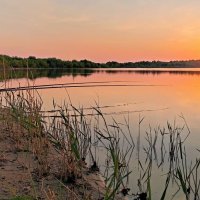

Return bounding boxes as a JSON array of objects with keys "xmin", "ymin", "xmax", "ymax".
[
  {"xmin": 0, "ymin": 108, "xmax": 107, "ymax": 200},
  {"xmin": 0, "ymin": 92, "xmax": 129, "ymax": 200},
  {"xmin": 2, "ymin": 54, "xmax": 200, "ymax": 82},
  {"xmin": 1, "ymin": 54, "xmax": 200, "ymax": 69},
  {"xmin": 0, "ymin": 88, "xmax": 133, "ymax": 200}
]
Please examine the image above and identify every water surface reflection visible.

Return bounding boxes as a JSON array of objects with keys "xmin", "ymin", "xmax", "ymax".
[{"xmin": 1, "ymin": 68, "xmax": 200, "ymax": 199}]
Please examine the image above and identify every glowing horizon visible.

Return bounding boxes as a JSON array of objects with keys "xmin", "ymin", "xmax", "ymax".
[{"xmin": 1, "ymin": 0, "xmax": 200, "ymax": 62}]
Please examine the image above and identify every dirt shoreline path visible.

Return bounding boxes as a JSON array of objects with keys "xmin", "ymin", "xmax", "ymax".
[{"xmin": 0, "ymin": 109, "xmax": 111, "ymax": 200}]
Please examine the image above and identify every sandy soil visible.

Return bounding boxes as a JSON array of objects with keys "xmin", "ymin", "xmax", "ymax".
[{"xmin": 0, "ymin": 109, "xmax": 109, "ymax": 200}]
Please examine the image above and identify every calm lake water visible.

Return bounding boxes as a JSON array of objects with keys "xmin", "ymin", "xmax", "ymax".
[{"xmin": 1, "ymin": 68, "xmax": 200, "ymax": 199}]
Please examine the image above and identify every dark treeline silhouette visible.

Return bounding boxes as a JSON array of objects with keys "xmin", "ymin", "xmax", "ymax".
[
  {"xmin": 0, "ymin": 55, "xmax": 101, "ymax": 69},
  {"xmin": 1, "ymin": 54, "xmax": 200, "ymax": 69}
]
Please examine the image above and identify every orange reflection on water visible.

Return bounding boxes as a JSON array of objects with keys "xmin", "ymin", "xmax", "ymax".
[{"xmin": 6, "ymin": 69, "xmax": 200, "ymax": 149}]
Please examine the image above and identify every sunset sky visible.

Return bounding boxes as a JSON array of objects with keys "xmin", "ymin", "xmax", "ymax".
[{"xmin": 1, "ymin": 0, "xmax": 200, "ymax": 62}]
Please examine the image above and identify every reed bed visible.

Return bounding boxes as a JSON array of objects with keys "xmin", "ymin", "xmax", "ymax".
[
  {"xmin": 0, "ymin": 63, "xmax": 199, "ymax": 200},
  {"xmin": 0, "ymin": 88, "xmax": 135, "ymax": 199},
  {"xmin": 2, "ymin": 89, "xmax": 199, "ymax": 199}
]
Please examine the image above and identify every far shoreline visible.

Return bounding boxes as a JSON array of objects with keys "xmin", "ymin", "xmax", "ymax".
[{"xmin": 1, "ymin": 54, "xmax": 200, "ymax": 69}]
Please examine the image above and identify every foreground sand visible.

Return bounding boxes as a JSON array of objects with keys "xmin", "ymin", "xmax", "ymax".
[{"xmin": 0, "ymin": 108, "xmax": 112, "ymax": 200}]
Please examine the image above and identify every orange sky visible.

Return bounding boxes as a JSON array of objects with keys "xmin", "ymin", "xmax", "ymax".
[{"xmin": 1, "ymin": 0, "xmax": 200, "ymax": 62}]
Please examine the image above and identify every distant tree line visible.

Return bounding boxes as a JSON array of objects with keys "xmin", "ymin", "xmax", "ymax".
[{"xmin": 1, "ymin": 54, "xmax": 200, "ymax": 69}]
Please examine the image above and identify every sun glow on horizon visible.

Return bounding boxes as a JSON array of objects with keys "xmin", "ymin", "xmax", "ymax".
[{"xmin": 1, "ymin": 0, "xmax": 200, "ymax": 62}]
